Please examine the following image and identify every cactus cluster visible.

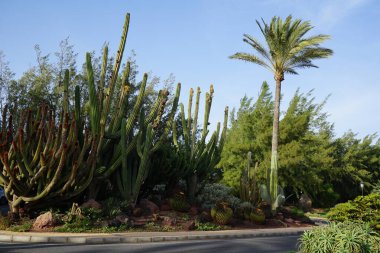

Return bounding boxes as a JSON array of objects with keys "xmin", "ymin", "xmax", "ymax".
[
  {"xmin": 210, "ymin": 202, "xmax": 233, "ymax": 225},
  {"xmin": 173, "ymin": 86, "xmax": 228, "ymax": 201},
  {"xmin": 0, "ymin": 13, "xmax": 182, "ymax": 213},
  {"xmin": 168, "ymin": 192, "xmax": 190, "ymax": 212},
  {"xmin": 0, "ymin": 70, "xmax": 95, "ymax": 213}
]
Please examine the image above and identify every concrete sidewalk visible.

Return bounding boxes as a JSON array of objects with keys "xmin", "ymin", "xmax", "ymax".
[{"xmin": 0, "ymin": 227, "xmax": 310, "ymax": 244}]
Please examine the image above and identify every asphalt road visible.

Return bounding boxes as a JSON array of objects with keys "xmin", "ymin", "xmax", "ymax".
[{"xmin": 0, "ymin": 236, "xmax": 299, "ymax": 253}]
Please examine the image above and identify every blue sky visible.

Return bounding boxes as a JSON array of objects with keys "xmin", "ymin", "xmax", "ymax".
[{"xmin": 1, "ymin": 0, "xmax": 379, "ymax": 138}]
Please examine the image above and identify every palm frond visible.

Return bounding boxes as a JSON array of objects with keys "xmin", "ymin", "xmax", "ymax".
[{"xmin": 229, "ymin": 52, "xmax": 273, "ymax": 72}]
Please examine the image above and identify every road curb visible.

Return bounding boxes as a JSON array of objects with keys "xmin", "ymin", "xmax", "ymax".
[{"xmin": 0, "ymin": 227, "xmax": 310, "ymax": 245}]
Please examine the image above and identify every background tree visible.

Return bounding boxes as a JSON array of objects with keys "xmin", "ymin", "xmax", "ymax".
[
  {"xmin": 230, "ymin": 15, "xmax": 333, "ymax": 211},
  {"xmin": 0, "ymin": 51, "xmax": 15, "ymax": 110}
]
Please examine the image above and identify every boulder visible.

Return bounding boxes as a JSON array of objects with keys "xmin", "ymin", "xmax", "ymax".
[
  {"xmin": 32, "ymin": 212, "xmax": 56, "ymax": 230},
  {"xmin": 81, "ymin": 199, "xmax": 102, "ymax": 210},
  {"xmin": 284, "ymin": 218, "xmax": 294, "ymax": 223},
  {"xmin": 162, "ymin": 216, "xmax": 176, "ymax": 226},
  {"xmin": 160, "ymin": 203, "xmax": 171, "ymax": 211},
  {"xmin": 189, "ymin": 206, "xmax": 198, "ymax": 215},
  {"xmin": 139, "ymin": 199, "xmax": 159, "ymax": 214},
  {"xmin": 266, "ymin": 219, "xmax": 288, "ymax": 227},
  {"xmin": 133, "ymin": 207, "xmax": 143, "ymax": 217},
  {"xmin": 183, "ymin": 220, "xmax": 195, "ymax": 231},
  {"xmin": 115, "ymin": 215, "xmax": 130, "ymax": 224}
]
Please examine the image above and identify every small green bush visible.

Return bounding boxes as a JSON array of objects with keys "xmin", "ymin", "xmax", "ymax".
[
  {"xmin": 298, "ymin": 222, "xmax": 380, "ymax": 253},
  {"xmin": 0, "ymin": 216, "xmax": 11, "ymax": 230},
  {"xmin": 291, "ymin": 207, "xmax": 305, "ymax": 218},
  {"xmin": 8, "ymin": 219, "xmax": 33, "ymax": 232},
  {"xmin": 372, "ymin": 181, "xmax": 380, "ymax": 194},
  {"xmin": 195, "ymin": 221, "xmax": 221, "ymax": 231},
  {"xmin": 327, "ymin": 193, "xmax": 380, "ymax": 228}
]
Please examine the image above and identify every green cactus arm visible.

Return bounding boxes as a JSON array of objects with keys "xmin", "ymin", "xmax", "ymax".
[
  {"xmin": 12, "ymin": 144, "xmax": 68, "ymax": 208},
  {"xmin": 187, "ymin": 88, "xmax": 194, "ymax": 136},
  {"xmin": 132, "ymin": 124, "xmax": 153, "ymax": 203},
  {"xmin": 98, "ymin": 133, "xmax": 138, "ymax": 179},
  {"xmin": 180, "ymin": 103, "xmax": 190, "ymax": 148},
  {"xmin": 63, "ymin": 70, "xmax": 70, "ymax": 115},
  {"xmin": 58, "ymin": 162, "xmax": 79, "ymax": 194},
  {"xmin": 218, "ymin": 106, "xmax": 228, "ymax": 150},
  {"xmin": 145, "ymin": 90, "xmax": 164, "ymax": 126},
  {"xmin": 74, "ymin": 85, "xmax": 83, "ymax": 146},
  {"xmin": 172, "ymin": 120, "xmax": 179, "ymax": 148},
  {"xmin": 42, "ymin": 117, "xmax": 55, "ymax": 156},
  {"xmin": 191, "ymin": 87, "xmax": 200, "ymax": 155},
  {"xmin": 12, "ymin": 143, "xmax": 31, "ymax": 179},
  {"xmin": 125, "ymin": 73, "xmax": 147, "ymax": 137},
  {"xmin": 150, "ymin": 82, "xmax": 180, "ymax": 153},
  {"xmin": 120, "ymin": 118, "xmax": 131, "ymax": 199},
  {"xmin": 86, "ymin": 53, "xmax": 100, "ymax": 134},
  {"xmin": 100, "ymin": 13, "xmax": 130, "ymax": 135},
  {"xmin": 110, "ymin": 62, "xmax": 131, "ymax": 134},
  {"xmin": 98, "ymin": 45, "xmax": 108, "ymax": 116},
  {"xmin": 202, "ymin": 87, "xmax": 213, "ymax": 139}
]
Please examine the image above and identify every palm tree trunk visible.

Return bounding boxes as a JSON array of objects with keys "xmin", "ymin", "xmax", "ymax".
[{"xmin": 269, "ymin": 78, "xmax": 281, "ymax": 212}]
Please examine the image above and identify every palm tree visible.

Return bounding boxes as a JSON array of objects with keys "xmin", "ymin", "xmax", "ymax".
[{"xmin": 230, "ymin": 15, "xmax": 333, "ymax": 212}]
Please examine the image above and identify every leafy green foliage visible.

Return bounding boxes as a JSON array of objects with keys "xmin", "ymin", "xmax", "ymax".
[
  {"xmin": 0, "ymin": 216, "xmax": 11, "ymax": 230},
  {"xmin": 298, "ymin": 222, "xmax": 380, "ymax": 253},
  {"xmin": 327, "ymin": 193, "xmax": 380, "ymax": 228},
  {"xmin": 195, "ymin": 221, "xmax": 221, "ymax": 231}
]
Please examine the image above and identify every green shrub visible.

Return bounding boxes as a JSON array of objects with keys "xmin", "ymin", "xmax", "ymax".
[
  {"xmin": 8, "ymin": 219, "xmax": 33, "ymax": 232},
  {"xmin": 0, "ymin": 216, "xmax": 11, "ymax": 230},
  {"xmin": 195, "ymin": 221, "xmax": 221, "ymax": 231},
  {"xmin": 372, "ymin": 181, "xmax": 380, "ymax": 194},
  {"xmin": 196, "ymin": 183, "xmax": 241, "ymax": 211},
  {"xmin": 291, "ymin": 207, "xmax": 305, "ymax": 218},
  {"xmin": 298, "ymin": 222, "xmax": 380, "ymax": 253},
  {"xmin": 327, "ymin": 193, "xmax": 380, "ymax": 228}
]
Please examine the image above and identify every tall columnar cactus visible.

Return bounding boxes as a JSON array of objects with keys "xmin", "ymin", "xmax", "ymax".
[
  {"xmin": 82, "ymin": 13, "xmax": 181, "ymax": 203},
  {"xmin": 240, "ymin": 151, "xmax": 260, "ymax": 206},
  {"xmin": 0, "ymin": 70, "xmax": 96, "ymax": 213},
  {"xmin": 173, "ymin": 85, "xmax": 228, "ymax": 201}
]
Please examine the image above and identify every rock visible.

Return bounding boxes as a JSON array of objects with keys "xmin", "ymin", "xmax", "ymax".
[
  {"xmin": 133, "ymin": 207, "xmax": 143, "ymax": 217},
  {"xmin": 275, "ymin": 212, "xmax": 284, "ymax": 221},
  {"xmin": 189, "ymin": 206, "xmax": 198, "ymax": 215},
  {"xmin": 152, "ymin": 213, "xmax": 161, "ymax": 221},
  {"xmin": 115, "ymin": 215, "xmax": 130, "ymax": 224},
  {"xmin": 160, "ymin": 203, "xmax": 171, "ymax": 211},
  {"xmin": 139, "ymin": 199, "xmax": 159, "ymax": 214},
  {"xmin": 81, "ymin": 199, "xmax": 102, "ymax": 210},
  {"xmin": 285, "ymin": 218, "xmax": 294, "ymax": 223},
  {"xmin": 183, "ymin": 220, "xmax": 195, "ymax": 231},
  {"xmin": 108, "ymin": 219, "xmax": 121, "ymax": 227},
  {"xmin": 162, "ymin": 216, "xmax": 176, "ymax": 226},
  {"xmin": 32, "ymin": 212, "xmax": 56, "ymax": 230},
  {"xmin": 199, "ymin": 211, "xmax": 212, "ymax": 222},
  {"xmin": 299, "ymin": 193, "xmax": 312, "ymax": 211},
  {"xmin": 266, "ymin": 219, "xmax": 288, "ymax": 227}
]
